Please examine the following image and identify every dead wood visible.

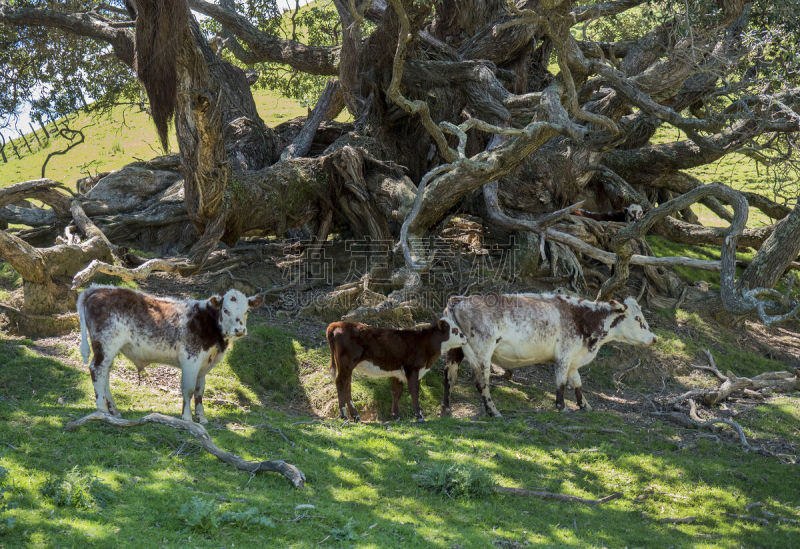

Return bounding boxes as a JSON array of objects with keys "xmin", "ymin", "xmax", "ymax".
[
  {"xmin": 672, "ymin": 362, "xmax": 800, "ymax": 407},
  {"xmin": 656, "ymin": 516, "xmax": 697, "ymax": 524},
  {"xmin": 493, "ymin": 486, "xmax": 622, "ymax": 505},
  {"xmin": 71, "ymin": 257, "xmax": 195, "ymax": 289},
  {"xmin": 281, "ymin": 79, "xmax": 340, "ymax": 161},
  {"xmin": 721, "ymin": 512, "xmax": 770, "ymax": 525},
  {"xmin": 651, "ymin": 399, "xmax": 758, "ymax": 452},
  {"xmin": 64, "ymin": 410, "xmax": 305, "ymax": 488}
]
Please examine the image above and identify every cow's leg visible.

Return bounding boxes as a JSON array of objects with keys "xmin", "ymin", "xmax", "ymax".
[
  {"xmin": 132, "ymin": 361, "xmax": 147, "ymax": 384},
  {"xmin": 180, "ymin": 361, "xmax": 201, "ymax": 422},
  {"xmin": 407, "ymin": 369, "xmax": 424, "ymax": 423},
  {"xmin": 475, "ymin": 361, "xmax": 501, "ymax": 418},
  {"xmin": 90, "ymin": 341, "xmax": 120, "ymax": 416},
  {"xmin": 335, "ymin": 370, "xmax": 360, "ymax": 422},
  {"xmin": 441, "ymin": 349, "xmax": 461, "ymax": 417},
  {"xmin": 390, "ymin": 377, "xmax": 403, "ymax": 420},
  {"xmin": 194, "ymin": 374, "xmax": 209, "ymax": 424},
  {"xmin": 462, "ymin": 346, "xmax": 501, "ymax": 417},
  {"xmin": 335, "ymin": 373, "xmax": 349, "ymax": 420},
  {"xmin": 554, "ymin": 359, "xmax": 569, "ymax": 412},
  {"xmin": 568, "ymin": 368, "xmax": 591, "ymax": 411}
]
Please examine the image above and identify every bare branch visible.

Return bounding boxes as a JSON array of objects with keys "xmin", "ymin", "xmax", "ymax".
[
  {"xmin": 493, "ymin": 486, "xmax": 622, "ymax": 505},
  {"xmin": 0, "ymin": 2, "xmax": 134, "ymax": 65},
  {"xmin": 186, "ymin": 0, "xmax": 339, "ymax": 74},
  {"xmin": 64, "ymin": 411, "xmax": 305, "ymax": 488},
  {"xmin": 281, "ymin": 79, "xmax": 340, "ymax": 160}
]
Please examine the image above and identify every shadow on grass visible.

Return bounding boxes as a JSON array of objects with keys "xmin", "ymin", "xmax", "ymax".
[{"xmin": 2, "ymin": 330, "xmax": 799, "ymax": 547}]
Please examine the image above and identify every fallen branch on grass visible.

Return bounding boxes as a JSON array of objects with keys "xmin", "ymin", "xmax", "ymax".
[
  {"xmin": 64, "ymin": 411, "xmax": 305, "ymax": 488},
  {"xmin": 673, "ymin": 350, "xmax": 800, "ymax": 406},
  {"xmin": 651, "ymin": 400, "xmax": 758, "ymax": 452},
  {"xmin": 656, "ymin": 516, "xmax": 697, "ymax": 524},
  {"xmin": 493, "ymin": 486, "xmax": 622, "ymax": 505}
]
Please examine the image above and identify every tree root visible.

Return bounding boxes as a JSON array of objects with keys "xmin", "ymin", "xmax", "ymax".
[
  {"xmin": 0, "ymin": 304, "xmax": 78, "ymax": 337},
  {"xmin": 493, "ymin": 486, "xmax": 622, "ymax": 505},
  {"xmin": 64, "ymin": 411, "xmax": 305, "ymax": 488}
]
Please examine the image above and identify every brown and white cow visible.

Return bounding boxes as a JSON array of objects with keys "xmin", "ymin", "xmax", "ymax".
[
  {"xmin": 441, "ymin": 293, "xmax": 657, "ymax": 417},
  {"xmin": 77, "ymin": 285, "xmax": 263, "ymax": 423},
  {"xmin": 326, "ymin": 319, "xmax": 466, "ymax": 422}
]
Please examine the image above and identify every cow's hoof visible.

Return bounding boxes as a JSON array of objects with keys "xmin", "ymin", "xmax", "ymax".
[
  {"xmin": 579, "ymin": 403, "xmax": 592, "ymax": 412},
  {"xmin": 392, "ymin": 414, "xmax": 400, "ymax": 421},
  {"xmin": 416, "ymin": 416, "xmax": 425, "ymax": 423},
  {"xmin": 352, "ymin": 415, "xmax": 361, "ymax": 423},
  {"xmin": 198, "ymin": 417, "xmax": 209, "ymax": 425}
]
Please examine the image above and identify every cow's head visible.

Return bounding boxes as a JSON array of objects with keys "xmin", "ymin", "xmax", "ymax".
[
  {"xmin": 436, "ymin": 317, "xmax": 468, "ymax": 354},
  {"xmin": 209, "ymin": 290, "xmax": 264, "ymax": 339},
  {"xmin": 609, "ymin": 296, "xmax": 657, "ymax": 347},
  {"xmin": 625, "ymin": 204, "xmax": 644, "ymax": 222}
]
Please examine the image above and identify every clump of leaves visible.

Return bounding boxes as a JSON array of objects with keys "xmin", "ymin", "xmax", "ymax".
[
  {"xmin": 179, "ymin": 497, "xmax": 220, "ymax": 533},
  {"xmin": 416, "ymin": 463, "xmax": 493, "ymax": 498},
  {"xmin": 179, "ymin": 497, "xmax": 274, "ymax": 533},
  {"xmin": 40, "ymin": 466, "xmax": 112, "ymax": 510},
  {"xmin": 219, "ymin": 507, "xmax": 275, "ymax": 529},
  {"xmin": 328, "ymin": 518, "xmax": 358, "ymax": 542},
  {"xmin": 0, "ymin": 466, "xmax": 16, "ymax": 533}
]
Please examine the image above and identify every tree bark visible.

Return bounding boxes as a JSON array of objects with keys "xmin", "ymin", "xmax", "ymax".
[{"xmin": 739, "ymin": 199, "xmax": 800, "ymax": 289}]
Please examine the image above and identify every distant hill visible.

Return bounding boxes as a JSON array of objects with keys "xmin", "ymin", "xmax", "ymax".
[{"xmin": 0, "ymin": 89, "xmax": 307, "ymax": 188}]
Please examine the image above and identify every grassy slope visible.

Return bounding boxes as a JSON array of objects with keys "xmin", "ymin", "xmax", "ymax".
[
  {"xmin": 0, "ymin": 18, "xmax": 798, "ymax": 546},
  {"xmin": 0, "ymin": 89, "xmax": 306, "ymax": 188},
  {"xmin": 1, "ymin": 319, "xmax": 799, "ymax": 549}
]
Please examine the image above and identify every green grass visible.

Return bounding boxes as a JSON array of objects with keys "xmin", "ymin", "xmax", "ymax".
[
  {"xmin": 1, "ymin": 322, "xmax": 799, "ymax": 548},
  {"xmin": 0, "ymin": 88, "xmax": 306, "ymax": 189}
]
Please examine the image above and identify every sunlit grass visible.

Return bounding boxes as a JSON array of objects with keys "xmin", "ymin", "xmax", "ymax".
[
  {"xmin": 0, "ymin": 89, "xmax": 305, "ymax": 189},
  {"xmin": 1, "ymin": 321, "xmax": 799, "ymax": 547}
]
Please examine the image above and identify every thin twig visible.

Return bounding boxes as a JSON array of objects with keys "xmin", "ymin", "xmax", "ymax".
[{"xmin": 493, "ymin": 486, "xmax": 622, "ymax": 505}]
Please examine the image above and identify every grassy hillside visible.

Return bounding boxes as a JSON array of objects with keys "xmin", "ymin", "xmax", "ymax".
[
  {"xmin": 0, "ymin": 89, "xmax": 306, "ymax": 188},
  {"xmin": 1, "ymin": 313, "xmax": 799, "ymax": 548}
]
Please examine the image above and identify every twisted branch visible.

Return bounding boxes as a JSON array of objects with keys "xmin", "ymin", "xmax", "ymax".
[{"xmin": 65, "ymin": 411, "xmax": 305, "ymax": 488}]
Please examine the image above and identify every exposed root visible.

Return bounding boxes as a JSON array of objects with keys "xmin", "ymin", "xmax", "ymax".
[{"xmin": 64, "ymin": 411, "xmax": 305, "ymax": 488}]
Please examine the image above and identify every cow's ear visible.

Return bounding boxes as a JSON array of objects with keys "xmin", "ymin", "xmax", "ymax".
[
  {"xmin": 208, "ymin": 295, "xmax": 222, "ymax": 309},
  {"xmin": 248, "ymin": 294, "xmax": 264, "ymax": 309},
  {"xmin": 438, "ymin": 318, "xmax": 448, "ymax": 331},
  {"xmin": 609, "ymin": 299, "xmax": 625, "ymax": 311}
]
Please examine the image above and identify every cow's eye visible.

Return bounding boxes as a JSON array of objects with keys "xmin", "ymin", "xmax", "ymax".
[{"xmin": 224, "ymin": 309, "xmax": 229, "ymax": 314}]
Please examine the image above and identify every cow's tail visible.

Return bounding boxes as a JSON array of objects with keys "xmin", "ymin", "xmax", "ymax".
[
  {"xmin": 326, "ymin": 324, "xmax": 337, "ymax": 382},
  {"xmin": 77, "ymin": 290, "xmax": 90, "ymax": 364}
]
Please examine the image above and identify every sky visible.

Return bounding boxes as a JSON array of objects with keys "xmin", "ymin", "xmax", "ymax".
[{"xmin": 0, "ymin": 0, "xmax": 314, "ymax": 141}]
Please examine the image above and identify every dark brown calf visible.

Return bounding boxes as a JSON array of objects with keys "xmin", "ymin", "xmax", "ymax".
[{"xmin": 326, "ymin": 319, "xmax": 463, "ymax": 422}]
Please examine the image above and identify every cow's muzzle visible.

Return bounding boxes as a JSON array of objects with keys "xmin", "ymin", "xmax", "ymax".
[{"xmin": 234, "ymin": 328, "xmax": 247, "ymax": 337}]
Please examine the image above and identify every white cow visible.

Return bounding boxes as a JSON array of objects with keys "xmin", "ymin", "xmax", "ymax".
[
  {"xmin": 77, "ymin": 285, "xmax": 263, "ymax": 423},
  {"xmin": 441, "ymin": 293, "xmax": 657, "ymax": 417}
]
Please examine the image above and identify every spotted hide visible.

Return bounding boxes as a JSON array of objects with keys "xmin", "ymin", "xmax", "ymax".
[
  {"xmin": 326, "ymin": 319, "xmax": 466, "ymax": 422},
  {"xmin": 441, "ymin": 293, "xmax": 657, "ymax": 417},
  {"xmin": 77, "ymin": 285, "xmax": 263, "ymax": 423}
]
